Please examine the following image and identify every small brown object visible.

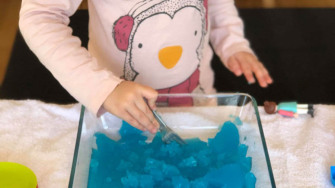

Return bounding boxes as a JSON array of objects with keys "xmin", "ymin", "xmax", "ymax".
[{"xmin": 264, "ymin": 101, "xmax": 277, "ymax": 114}]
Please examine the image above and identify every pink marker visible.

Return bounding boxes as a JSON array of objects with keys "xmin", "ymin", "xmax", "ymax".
[{"xmin": 278, "ymin": 110, "xmax": 298, "ymax": 118}]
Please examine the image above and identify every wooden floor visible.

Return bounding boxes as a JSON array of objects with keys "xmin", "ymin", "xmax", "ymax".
[
  {"xmin": 0, "ymin": 1, "xmax": 21, "ymax": 86},
  {"xmin": 1, "ymin": 0, "xmax": 335, "ymax": 85}
]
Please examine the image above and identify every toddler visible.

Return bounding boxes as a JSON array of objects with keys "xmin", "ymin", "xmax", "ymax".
[{"xmin": 19, "ymin": 0, "xmax": 272, "ymax": 134}]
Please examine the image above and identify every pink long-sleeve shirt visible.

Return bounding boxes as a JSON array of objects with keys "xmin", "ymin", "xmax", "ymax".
[{"xmin": 19, "ymin": 0, "xmax": 253, "ymax": 115}]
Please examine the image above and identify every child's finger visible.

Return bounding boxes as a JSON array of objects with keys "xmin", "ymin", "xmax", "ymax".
[
  {"xmin": 231, "ymin": 52, "xmax": 273, "ymax": 87},
  {"xmin": 239, "ymin": 60, "xmax": 255, "ymax": 84},
  {"xmin": 264, "ymin": 68, "xmax": 273, "ymax": 84},
  {"xmin": 135, "ymin": 97, "xmax": 159, "ymax": 129},
  {"xmin": 226, "ymin": 56, "xmax": 242, "ymax": 76},
  {"xmin": 250, "ymin": 62, "xmax": 269, "ymax": 87},
  {"xmin": 140, "ymin": 86, "xmax": 158, "ymax": 110},
  {"xmin": 127, "ymin": 102, "xmax": 158, "ymax": 134},
  {"xmin": 117, "ymin": 110, "xmax": 147, "ymax": 131},
  {"xmin": 104, "ymin": 101, "xmax": 147, "ymax": 131},
  {"xmin": 252, "ymin": 61, "xmax": 273, "ymax": 87}
]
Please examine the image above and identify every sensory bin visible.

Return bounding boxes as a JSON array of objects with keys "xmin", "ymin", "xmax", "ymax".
[
  {"xmin": 88, "ymin": 120, "xmax": 254, "ymax": 188},
  {"xmin": 69, "ymin": 93, "xmax": 275, "ymax": 188}
]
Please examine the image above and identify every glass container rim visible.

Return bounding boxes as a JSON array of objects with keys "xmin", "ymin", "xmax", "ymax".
[{"xmin": 68, "ymin": 93, "xmax": 276, "ymax": 187}]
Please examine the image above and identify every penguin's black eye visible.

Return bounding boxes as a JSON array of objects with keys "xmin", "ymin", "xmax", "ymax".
[
  {"xmin": 138, "ymin": 43, "xmax": 143, "ymax": 48},
  {"xmin": 194, "ymin": 30, "xmax": 197, "ymax": 36}
]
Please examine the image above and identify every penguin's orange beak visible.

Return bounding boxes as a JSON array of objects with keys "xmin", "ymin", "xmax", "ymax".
[{"xmin": 158, "ymin": 45, "xmax": 182, "ymax": 69}]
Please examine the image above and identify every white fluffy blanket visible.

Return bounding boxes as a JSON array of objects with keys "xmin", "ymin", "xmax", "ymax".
[{"xmin": 0, "ymin": 100, "xmax": 334, "ymax": 187}]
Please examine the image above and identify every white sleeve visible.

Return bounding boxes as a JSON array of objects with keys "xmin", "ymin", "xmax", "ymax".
[
  {"xmin": 208, "ymin": 0, "xmax": 255, "ymax": 64},
  {"xmin": 19, "ymin": 0, "xmax": 123, "ymax": 115}
]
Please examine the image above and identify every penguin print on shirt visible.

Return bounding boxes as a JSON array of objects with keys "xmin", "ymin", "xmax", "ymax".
[{"xmin": 113, "ymin": 0, "xmax": 208, "ymax": 106}]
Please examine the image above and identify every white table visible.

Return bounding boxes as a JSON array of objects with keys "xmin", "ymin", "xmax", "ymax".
[{"xmin": 0, "ymin": 100, "xmax": 334, "ymax": 187}]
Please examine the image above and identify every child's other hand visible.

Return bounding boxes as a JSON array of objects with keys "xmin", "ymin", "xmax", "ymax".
[
  {"xmin": 226, "ymin": 52, "xmax": 273, "ymax": 87},
  {"xmin": 102, "ymin": 81, "xmax": 159, "ymax": 134}
]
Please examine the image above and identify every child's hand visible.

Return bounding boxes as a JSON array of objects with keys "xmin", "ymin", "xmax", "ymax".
[
  {"xmin": 226, "ymin": 52, "xmax": 273, "ymax": 87},
  {"xmin": 102, "ymin": 81, "xmax": 159, "ymax": 134}
]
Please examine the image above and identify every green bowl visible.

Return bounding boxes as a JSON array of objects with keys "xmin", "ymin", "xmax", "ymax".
[{"xmin": 0, "ymin": 162, "xmax": 37, "ymax": 188}]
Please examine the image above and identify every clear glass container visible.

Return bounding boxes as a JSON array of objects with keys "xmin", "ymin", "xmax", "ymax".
[{"xmin": 69, "ymin": 93, "xmax": 275, "ymax": 187}]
